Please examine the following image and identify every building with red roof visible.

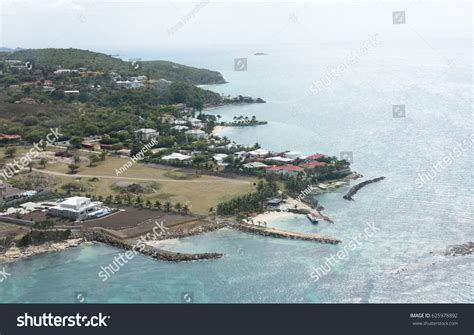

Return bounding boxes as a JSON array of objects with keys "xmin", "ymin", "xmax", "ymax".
[
  {"xmin": 299, "ymin": 161, "xmax": 328, "ymax": 169},
  {"xmin": 0, "ymin": 134, "xmax": 21, "ymax": 142},
  {"xmin": 265, "ymin": 165, "xmax": 304, "ymax": 177},
  {"xmin": 305, "ymin": 153, "xmax": 327, "ymax": 160}
]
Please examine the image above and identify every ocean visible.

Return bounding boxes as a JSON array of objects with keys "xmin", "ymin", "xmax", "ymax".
[{"xmin": 0, "ymin": 41, "xmax": 472, "ymax": 303}]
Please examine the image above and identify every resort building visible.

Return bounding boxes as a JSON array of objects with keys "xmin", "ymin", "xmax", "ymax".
[
  {"xmin": 243, "ymin": 162, "xmax": 268, "ymax": 169},
  {"xmin": 284, "ymin": 151, "xmax": 303, "ymax": 159},
  {"xmin": 48, "ymin": 196, "xmax": 110, "ymax": 220},
  {"xmin": 185, "ymin": 129, "xmax": 206, "ymax": 139},
  {"xmin": 188, "ymin": 118, "xmax": 203, "ymax": 128},
  {"xmin": 248, "ymin": 148, "xmax": 269, "ymax": 157},
  {"xmin": 304, "ymin": 153, "xmax": 327, "ymax": 160},
  {"xmin": 134, "ymin": 128, "xmax": 159, "ymax": 141},
  {"xmin": 213, "ymin": 153, "xmax": 228, "ymax": 166},
  {"xmin": 265, "ymin": 156, "xmax": 293, "ymax": 163},
  {"xmin": 265, "ymin": 165, "xmax": 304, "ymax": 177},
  {"xmin": 300, "ymin": 161, "xmax": 328, "ymax": 169},
  {"xmin": 171, "ymin": 125, "xmax": 189, "ymax": 131},
  {"xmin": 161, "ymin": 153, "xmax": 192, "ymax": 161}
]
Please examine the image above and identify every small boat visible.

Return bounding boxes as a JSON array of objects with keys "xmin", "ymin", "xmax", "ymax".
[{"xmin": 307, "ymin": 212, "xmax": 320, "ymax": 224}]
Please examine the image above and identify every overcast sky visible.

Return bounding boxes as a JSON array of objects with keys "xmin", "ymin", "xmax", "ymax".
[{"xmin": 0, "ymin": 0, "xmax": 471, "ymax": 53}]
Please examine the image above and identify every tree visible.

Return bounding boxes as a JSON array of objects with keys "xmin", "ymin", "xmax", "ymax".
[
  {"xmin": 146, "ymin": 199, "xmax": 152, "ymax": 208},
  {"xmin": 134, "ymin": 196, "xmax": 143, "ymax": 208},
  {"xmin": 182, "ymin": 204, "xmax": 190, "ymax": 215},
  {"xmin": 164, "ymin": 201, "xmax": 172, "ymax": 212},
  {"xmin": 4, "ymin": 147, "xmax": 16, "ymax": 158},
  {"xmin": 69, "ymin": 136, "xmax": 83, "ymax": 149},
  {"xmin": 73, "ymin": 155, "xmax": 81, "ymax": 164},
  {"xmin": 174, "ymin": 202, "xmax": 182, "ymax": 213},
  {"xmin": 89, "ymin": 154, "xmax": 100, "ymax": 166},
  {"xmin": 100, "ymin": 150, "xmax": 107, "ymax": 161},
  {"xmin": 39, "ymin": 158, "xmax": 48, "ymax": 168},
  {"xmin": 68, "ymin": 163, "xmax": 79, "ymax": 174},
  {"xmin": 154, "ymin": 200, "xmax": 162, "ymax": 210},
  {"xmin": 27, "ymin": 161, "xmax": 34, "ymax": 172}
]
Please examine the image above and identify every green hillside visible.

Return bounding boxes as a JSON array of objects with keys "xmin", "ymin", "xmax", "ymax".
[{"xmin": 5, "ymin": 48, "xmax": 226, "ymax": 85}]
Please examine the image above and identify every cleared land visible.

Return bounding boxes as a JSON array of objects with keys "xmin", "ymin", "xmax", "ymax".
[{"xmin": 3, "ymin": 149, "xmax": 256, "ymax": 214}]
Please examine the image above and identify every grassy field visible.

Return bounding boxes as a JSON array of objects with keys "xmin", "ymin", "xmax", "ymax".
[{"xmin": 20, "ymin": 152, "xmax": 257, "ymax": 214}]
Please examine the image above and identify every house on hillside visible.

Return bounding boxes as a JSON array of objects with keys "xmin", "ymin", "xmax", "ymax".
[
  {"xmin": 134, "ymin": 128, "xmax": 159, "ymax": 142},
  {"xmin": 185, "ymin": 129, "xmax": 206, "ymax": 139}
]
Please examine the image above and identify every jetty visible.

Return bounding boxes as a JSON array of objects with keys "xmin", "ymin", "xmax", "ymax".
[
  {"xmin": 343, "ymin": 176, "xmax": 385, "ymax": 201},
  {"xmin": 232, "ymin": 223, "xmax": 341, "ymax": 244},
  {"xmin": 86, "ymin": 230, "xmax": 223, "ymax": 262}
]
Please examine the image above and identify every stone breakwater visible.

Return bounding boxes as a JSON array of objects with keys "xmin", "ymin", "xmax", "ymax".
[
  {"xmin": 232, "ymin": 223, "xmax": 341, "ymax": 244},
  {"xmin": 444, "ymin": 242, "xmax": 474, "ymax": 256},
  {"xmin": 343, "ymin": 176, "xmax": 385, "ymax": 201},
  {"xmin": 86, "ymin": 231, "xmax": 223, "ymax": 262}
]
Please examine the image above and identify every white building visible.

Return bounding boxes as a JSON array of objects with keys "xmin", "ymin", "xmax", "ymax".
[
  {"xmin": 284, "ymin": 151, "xmax": 303, "ymax": 159},
  {"xmin": 135, "ymin": 128, "xmax": 159, "ymax": 141},
  {"xmin": 162, "ymin": 153, "xmax": 192, "ymax": 161},
  {"xmin": 171, "ymin": 125, "xmax": 189, "ymax": 131},
  {"xmin": 48, "ymin": 197, "xmax": 108, "ymax": 220},
  {"xmin": 243, "ymin": 162, "xmax": 268, "ymax": 169},
  {"xmin": 185, "ymin": 129, "xmax": 206, "ymax": 139},
  {"xmin": 265, "ymin": 156, "xmax": 293, "ymax": 163},
  {"xmin": 188, "ymin": 118, "xmax": 203, "ymax": 128},
  {"xmin": 248, "ymin": 148, "xmax": 269, "ymax": 157},
  {"xmin": 213, "ymin": 153, "xmax": 228, "ymax": 166}
]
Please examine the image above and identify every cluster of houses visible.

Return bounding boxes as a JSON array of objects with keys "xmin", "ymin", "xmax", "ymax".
[{"xmin": 113, "ymin": 74, "xmax": 147, "ymax": 89}]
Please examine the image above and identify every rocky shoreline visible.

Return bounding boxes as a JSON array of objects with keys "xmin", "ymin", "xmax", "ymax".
[{"xmin": 0, "ymin": 237, "xmax": 87, "ymax": 264}]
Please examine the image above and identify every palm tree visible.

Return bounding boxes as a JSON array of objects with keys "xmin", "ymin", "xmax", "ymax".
[
  {"xmin": 164, "ymin": 201, "xmax": 172, "ymax": 212},
  {"xmin": 174, "ymin": 202, "xmax": 182, "ymax": 213},
  {"xmin": 146, "ymin": 199, "xmax": 152, "ymax": 208},
  {"xmin": 154, "ymin": 200, "xmax": 162, "ymax": 210},
  {"xmin": 135, "ymin": 196, "xmax": 142, "ymax": 208}
]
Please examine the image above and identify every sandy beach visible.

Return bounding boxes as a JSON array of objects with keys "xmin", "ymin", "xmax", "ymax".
[
  {"xmin": 248, "ymin": 211, "xmax": 304, "ymax": 225},
  {"xmin": 211, "ymin": 125, "xmax": 229, "ymax": 136}
]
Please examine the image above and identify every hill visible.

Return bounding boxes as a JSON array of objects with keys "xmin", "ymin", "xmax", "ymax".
[{"xmin": 5, "ymin": 48, "xmax": 226, "ymax": 85}]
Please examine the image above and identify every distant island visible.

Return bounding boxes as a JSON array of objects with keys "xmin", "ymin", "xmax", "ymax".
[{"xmin": 254, "ymin": 52, "xmax": 268, "ymax": 56}]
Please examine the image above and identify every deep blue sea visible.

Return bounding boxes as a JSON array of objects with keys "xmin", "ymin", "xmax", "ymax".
[{"xmin": 1, "ymin": 41, "xmax": 472, "ymax": 303}]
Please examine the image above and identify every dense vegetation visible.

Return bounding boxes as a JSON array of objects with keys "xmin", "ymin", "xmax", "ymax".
[
  {"xmin": 2, "ymin": 48, "xmax": 225, "ymax": 84},
  {"xmin": 216, "ymin": 180, "xmax": 278, "ymax": 215}
]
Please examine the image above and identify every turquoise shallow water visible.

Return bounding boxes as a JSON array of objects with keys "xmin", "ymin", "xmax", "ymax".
[{"xmin": 0, "ymin": 42, "xmax": 472, "ymax": 303}]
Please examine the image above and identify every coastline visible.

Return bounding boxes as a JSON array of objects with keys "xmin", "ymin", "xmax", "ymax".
[
  {"xmin": 211, "ymin": 125, "xmax": 229, "ymax": 136},
  {"xmin": 0, "ymin": 238, "xmax": 88, "ymax": 264}
]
